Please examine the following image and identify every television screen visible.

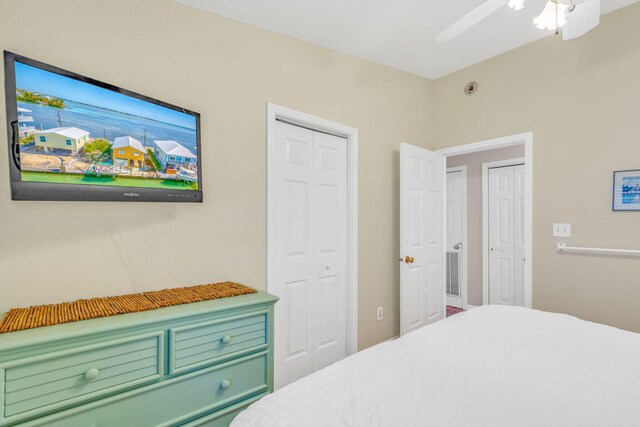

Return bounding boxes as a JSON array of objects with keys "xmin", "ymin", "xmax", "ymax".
[{"xmin": 4, "ymin": 51, "xmax": 202, "ymax": 202}]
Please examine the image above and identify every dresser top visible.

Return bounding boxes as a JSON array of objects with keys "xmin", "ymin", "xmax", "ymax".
[{"xmin": 0, "ymin": 290, "xmax": 277, "ymax": 350}]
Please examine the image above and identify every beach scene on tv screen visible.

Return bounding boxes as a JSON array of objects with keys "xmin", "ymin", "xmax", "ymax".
[{"xmin": 14, "ymin": 62, "xmax": 199, "ymax": 190}]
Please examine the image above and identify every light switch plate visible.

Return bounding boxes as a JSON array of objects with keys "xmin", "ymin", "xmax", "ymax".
[{"xmin": 553, "ymin": 223, "xmax": 571, "ymax": 237}]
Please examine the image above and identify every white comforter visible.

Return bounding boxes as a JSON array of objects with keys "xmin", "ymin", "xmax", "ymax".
[{"xmin": 232, "ymin": 306, "xmax": 640, "ymax": 427}]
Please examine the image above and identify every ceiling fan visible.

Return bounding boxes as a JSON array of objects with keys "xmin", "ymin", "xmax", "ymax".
[{"xmin": 435, "ymin": 0, "xmax": 601, "ymax": 42}]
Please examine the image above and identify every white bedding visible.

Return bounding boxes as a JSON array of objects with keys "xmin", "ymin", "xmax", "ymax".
[{"xmin": 232, "ymin": 305, "xmax": 640, "ymax": 427}]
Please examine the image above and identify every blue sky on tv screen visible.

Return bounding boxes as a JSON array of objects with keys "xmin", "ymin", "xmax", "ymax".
[{"xmin": 15, "ymin": 62, "xmax": 196, "ymax": 130}]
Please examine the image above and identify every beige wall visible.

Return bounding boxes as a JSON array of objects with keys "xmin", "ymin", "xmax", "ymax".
[
  {"xmin": 434, "ymin": 4, "xmax": 640, "ymax": 332},
  {"xmin": 447, "ymin": 145, "xmax": 525, "ymax": 306},
  {"xmin": 2, "ymin": 0, "xmax": 639, "ymax": 349},
  {"xmin": 0, "ymin": 0, "xmax": 434, "ymax": 349}
]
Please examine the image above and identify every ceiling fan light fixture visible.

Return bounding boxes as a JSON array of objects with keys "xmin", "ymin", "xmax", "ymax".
[
  {"xmin": 508, "ymin": 0, "xmax": 526, "ymax": 11},
  {"xmin": 533, "ymin": 0, "xmax": 569, "ymax": 31}
]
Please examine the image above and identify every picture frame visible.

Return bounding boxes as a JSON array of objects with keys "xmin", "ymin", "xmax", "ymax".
[{"xmin": 613, "ymin": 169, "xmax": 640, "ymax": 211}]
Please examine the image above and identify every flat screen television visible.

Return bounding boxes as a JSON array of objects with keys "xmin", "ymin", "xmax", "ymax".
[{"xmin": 4, "ymin": 51, "xmax": 202, "ymax": 202}]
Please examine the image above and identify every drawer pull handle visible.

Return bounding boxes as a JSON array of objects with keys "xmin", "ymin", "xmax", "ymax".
[
  {"xmin": 84, "ymin": 368, "xmax": 100, "ymax": 381},
  {"xmin": 220, "ymin": 379, "xmax": 232, "ymax": 390},
  {"xmin": 221, "ymin": 335, "xmax": 233, "ymax": 344}
]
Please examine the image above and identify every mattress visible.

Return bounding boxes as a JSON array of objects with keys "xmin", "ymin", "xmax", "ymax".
[{"xmin": 231, "ymin": 305, "xmax": 640, "ymax": 427}]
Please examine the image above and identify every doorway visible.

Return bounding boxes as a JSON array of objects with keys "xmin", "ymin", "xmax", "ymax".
[
  {"xmin": 438, "ymin": 132, "xmax": 533, "ymax": 309},
  {"xmin": 267, "ymin": 103, "xmax": 358, "ymax": 389},
  {"xmin": 399, "ymin": 133, "xmax": 532, "ymax": 335},
  {"xmin": 446, "ymin": 167, "xmax": 466, "ymax": 310}
]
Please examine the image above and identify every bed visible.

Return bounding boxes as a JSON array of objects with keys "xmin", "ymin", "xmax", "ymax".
[{"xmin": 231, "ymin": 305, "xmax": 640, "ymax": 427}]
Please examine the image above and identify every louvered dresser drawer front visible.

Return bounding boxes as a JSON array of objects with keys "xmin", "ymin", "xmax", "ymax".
[
  {"xmin": 171, "ymin": 311, "xmax": 267, "ymax": 373},
  {"xmin": 35, "ymin": 352, "xmax": 268, "ymax": 427},
  {"xmin": 3, "ymin": 332, "xmax": 164, "ymax": 420}
]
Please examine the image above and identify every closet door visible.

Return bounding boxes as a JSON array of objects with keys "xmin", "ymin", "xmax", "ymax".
[
  {"xmin": 514, "ymin": 165, "xmax": 526, "ymax": 307},
  {"xmin": 272, "ymin": 121, "xmax": 347, "ymax": 389},
  {"xmin": 488, "ymin": 166, "xmax": 516, "ymax": 306},
  {"xmin": 311, "ymin": 132, "xmax": 347, "ymax": 372},
  {"xmin": 273, "ymin": 122, "xmax": 314, "ymax": 388}
]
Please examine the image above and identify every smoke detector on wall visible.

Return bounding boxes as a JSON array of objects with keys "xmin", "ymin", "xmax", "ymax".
[{"xmin": 464, "ymin": 81, "xmax": 479, "ymax": 96}]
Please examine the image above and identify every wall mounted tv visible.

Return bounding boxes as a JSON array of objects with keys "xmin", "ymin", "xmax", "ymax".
[{"xmin": 4, "ymin": 51, "xmax": 202, "ymax": 202}]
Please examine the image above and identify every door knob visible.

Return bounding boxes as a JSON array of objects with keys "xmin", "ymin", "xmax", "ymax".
[
  {"xmin": 453, "ymin": 243, "xmax": 462, "ymax": 250},
  {"xmin": 403, "ymin": 256, "xmax": 415, "ymax": 264}
]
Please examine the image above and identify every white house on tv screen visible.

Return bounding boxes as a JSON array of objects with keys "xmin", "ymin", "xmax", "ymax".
[
  {"xmin": 153, "ymin": 140, "xmax": 197, "ymax": 169},
  {"xmin": 33, "ymin": 127, "xmax": 89, "ymax": 155}
]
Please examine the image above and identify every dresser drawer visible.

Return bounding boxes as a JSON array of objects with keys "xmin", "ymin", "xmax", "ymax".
[
  {"xmin": 182, "ymin": 407, "xmax": 245, "ymax": 427},
  {"xmin": 30, "ymin": 351, "xmax": 268, "ymax": 427},
  {"xmin": 170, "ymin": 311, "xmax": 267, "ymax": 374},
  {"xmin": 1, "ymin": 332, "xmax": 164, "ymax": 423},
  {"xmin": 179, "ymin": 393, "xmax": 265, "ymax": 427}
]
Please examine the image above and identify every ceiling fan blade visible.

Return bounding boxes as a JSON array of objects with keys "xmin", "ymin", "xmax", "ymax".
[
  {"xmin": 562, "ymin": 0, "xmax": 600, "ymax": 40},
  {"xmin": 435, "ymin": 0, "xmax": 509, "ymax": 43}
]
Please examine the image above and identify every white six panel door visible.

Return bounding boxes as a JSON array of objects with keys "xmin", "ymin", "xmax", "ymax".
[
  {"xmin": 273, "ymin": 121, "xmax": 347, "ymax": 389},
  {"xmin": 446, "ymin": 170, "xmax": 464, "ymax": 309},
  {"xmin": 488, "ymin": 166, "xmax": 515, "ymax": 305},
  {"xmin": 312, "ymin": 131, "xmax": 347, "ymax": 372},
  {"xmin": 488, "ymin": 164, "xmax": 525, "ymax": 306},
  {"xmin": 400, "ymin": 143, "xmax": 446, "ymax": 336},
  {"xmin": 514, "ymin": 165, "xmax": 526, "ymax": 307}
]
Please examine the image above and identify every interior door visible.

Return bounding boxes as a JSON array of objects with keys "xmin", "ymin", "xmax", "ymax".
[
  {"xmin": 446, "ymin": 169, "xmax": 464, "ymax": 309},
  {"xmin": 514, "ymin": 164, "xmax": 526, "ymax": 307},
  {"xmin": 311, "ymin": 131, "xmax": 347, "ymax": 372},
  {"xmin": 400, "ymin": 143, "xmax": 446, "ymax": 336},
  {"xmin": 488, "ymin": 165, "xmax": 524, "ymax": 306},
  {"xmin": 272, "ymin": 121, "xmax": 347, "ymax": 389}
]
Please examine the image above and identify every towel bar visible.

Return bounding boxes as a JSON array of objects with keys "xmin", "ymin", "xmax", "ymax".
[{"xmin": 556, "ymin": 243, "xmax": 640, "ymax": 255}]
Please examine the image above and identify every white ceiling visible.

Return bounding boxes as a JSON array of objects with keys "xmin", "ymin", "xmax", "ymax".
[{"xmin": 175, "ymin": 0, "xmax": 639, "ymax": 79}]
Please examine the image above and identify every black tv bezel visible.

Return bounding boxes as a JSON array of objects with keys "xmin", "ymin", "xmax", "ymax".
[{"xmin": 4, "ymin": 51, "xmax": 203, "ymax": 202}]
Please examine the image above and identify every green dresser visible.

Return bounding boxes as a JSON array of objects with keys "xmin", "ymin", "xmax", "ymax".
[{"xmin": 0, "ymin": 290, "xmax": 278, "ymax": 427}]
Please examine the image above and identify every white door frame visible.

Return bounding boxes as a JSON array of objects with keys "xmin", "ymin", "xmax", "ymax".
[
  {"xmin": 482, "ymin": 158, "xmax": 525, "ymax": 306},
  {"xmin": 266, "ymin": 102, "xmax": 358, "ymax": 356},
  {"xmin": 436, "ymin": 132, "xmax": 533, "ymax": 309},
  {"xmin": 446, "ymin": 166, "xmax": 468, "ymax": 310}
]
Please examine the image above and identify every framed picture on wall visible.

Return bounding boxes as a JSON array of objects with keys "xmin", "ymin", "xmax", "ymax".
[{"xmin": 613, "ymin": 169, "xmax": 640, "ymax": 211}]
